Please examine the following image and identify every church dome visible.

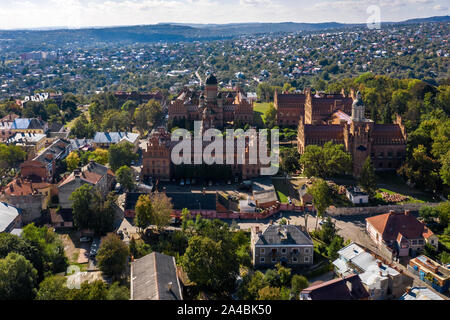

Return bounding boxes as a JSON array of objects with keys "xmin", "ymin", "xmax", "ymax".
[{"xmin": 205, "ymin": 74, "xmax": 218, "ymax": 85}]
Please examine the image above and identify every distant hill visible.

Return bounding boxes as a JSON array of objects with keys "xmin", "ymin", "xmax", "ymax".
[{"xmin": 0, "ymin": 15, "xmax": 448, "ymax": 50}]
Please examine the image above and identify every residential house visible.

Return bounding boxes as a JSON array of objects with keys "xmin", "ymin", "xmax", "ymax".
[
  {"xmin": 11, "ymin": 118, "xmax": 48, "ymax": 134},
  {"xmin": 49, "ymin": 208, "xmax": 74, "ymax": 230},
  {"xmin": 0, "ymin": 113, "xmax": 18, "ymax": 142},
  {"xmin": 93, "ymin": 132, "xmax": 140, "ymax": 150},
  {"xmin": 345, "ymin": 186, "xmax": 369, "ymax": 205},
  {"xmin": 1, "ymin": 177, "xmax": 54, "ymax": 224},
  {"xmin": 251, "ymin": 224, "xmax": 314, "ymax": 268},
  {"xmin": 399, "ymin": 287, "xmax": 445, "ymax": 300},
  {"xmin": 33, "ymin": 138, "xmax": 72, "ymax": 180},
  {"xmin": 366, "ymin": 210, "xmax": 438, "ymax": 257},
  {"xmin": 300, "ymin": 274, "xmax": 369, "ymax": 300},
  {"xmin": 130, "ymin": 252, "xmax": 183, "ymax": 300},
  {"xmin": 58, "ymin": 161, "xmax": 114, "ymax": 209},
  {"xmin": 407, "ymin": 255, "xmax": 450, "ymax": 294},
  {"xmin": 333, "ymin": 242, "xmax": 405, "ymax": 299},
  {"xmin": 6, "ymin": 132, "xmax": 47, "ymax": 159},
  {"xmin": 0, "ymin": 202, "xmax": 22, "ymax": 233}
]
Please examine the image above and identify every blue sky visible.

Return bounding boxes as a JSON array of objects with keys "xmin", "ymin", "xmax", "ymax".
[{"xmin": 0, "ymin": 0, "xmax": 448, "ymax": 29}]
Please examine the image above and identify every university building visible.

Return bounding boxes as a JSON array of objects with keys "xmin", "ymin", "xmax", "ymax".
[
  {"xmin": 297, "ymin": 91, "xmax": 407, "ymax": 177},
  {"xmin": 168, "ymin": 74, "xmax": 254, "ymax": 129}
]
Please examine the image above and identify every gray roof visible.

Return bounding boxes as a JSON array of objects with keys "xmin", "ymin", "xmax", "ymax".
[
  {"xmin": 252, "ymin": 179, "xmax": 278, "ymax": 205},
  {"xmin": 7, "ymin": 132, "xmax": 46, "ymax": 144},
  {"xmin": 255, "ymin": 225, "xmax": 313, "ymax": 246},
  {"xmin": 93, "ymin": 132, "xmax": 139, "ymax": 144},
  {"xmin": 70, "ymin": 138, "xmax": 93, "ymax": 150},
  {"xmin": 131, "ymin": 252, "xmax": 183, "ymax": 300},
  {"xmin": 0, "ymin": 202, "xmax": 21, "ymax": 233},
  {"xmin": 399, "ymin": 287, "xmax": 444, "ymax": 300}
]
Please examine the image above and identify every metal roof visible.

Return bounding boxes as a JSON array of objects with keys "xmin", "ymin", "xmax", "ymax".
[
  {"xmin": 131, "ymin": 252, "xmax": 183, "ymax": 300},
  {"xmin": 0, "ymin": 202, "xmax": 21, "ymax": 233}
]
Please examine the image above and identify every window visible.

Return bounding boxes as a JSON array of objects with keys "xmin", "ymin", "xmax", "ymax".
[
  {"xmin": 412, "ymin": 240, "xmax": 417, "ymax": 245},
  {"xmin": 260, "ymin": 257, "xmax": 265, "ymax": 263},
  {"xmin": 418, "ymin": 240, "xmax": 424, "ymax": 245},
  {"xmin": 271, "ymin": 257, "xmax": 276, "ymax": 263},
  {"xmin": 260, "ymin": 248, "xmax": 265, "ymax": 254},
  {"xmin": 304, "ymin": 256, "xmax": 310, "ymax": 263},
  {"xmin": 304, "ymin": 248, "xmax": 310, "ymax": 254},
  {"xmin": 272, "ymin": 248, "xmax": 278, "ymax": 254},
  {"xmin": 292, "ymin": 249, "xmax": 299, "ymax": 254},
  {"xmin": 292, "ymin": 257, "xmax": 298, "ymax": 263},
  {"xmin": 281, "ymin": 248, "xmax": 287, "ymax": 254}
]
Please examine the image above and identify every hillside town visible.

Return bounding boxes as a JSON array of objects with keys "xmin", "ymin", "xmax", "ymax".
[{"xmin": 0, "ymin": 5, "xmax": 449, "ymax": 305}]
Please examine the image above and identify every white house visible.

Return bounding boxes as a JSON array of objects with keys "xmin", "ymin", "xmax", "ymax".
[{"xmin": 346, "ymin": 186, "xmax": 369, "ymax": 205}]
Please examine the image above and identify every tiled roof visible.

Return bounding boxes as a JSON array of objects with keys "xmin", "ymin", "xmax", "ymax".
[
  {"xmin": 301, "ymin": 274, "xmax": 369, "ymax": 300},
  {"xmin": 255, "ymin": 225, "xmax": 313, "ymax": 246},
  {"xmin": 4, "ymin": 178, "xmax": 51, "ymax": 196},
  {"xmin": 131, "ymin": 252, "xmax": 183, "ymax": 300},
  {"xmin": 366, "ymin": 211, "xmax": 434, "ymax": 241}
]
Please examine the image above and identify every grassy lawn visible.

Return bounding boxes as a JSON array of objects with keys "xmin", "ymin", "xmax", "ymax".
[
  {"xmin": 272, "ymin": 179, "xmax": 290, "ymax": 203},
  {"xmin": 253, "ymin": 102, "xmax": 271, "ymax": 128}
]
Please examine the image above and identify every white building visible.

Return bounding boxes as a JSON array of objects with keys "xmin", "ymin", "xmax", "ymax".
[{"xmin": 345, "ymin": 186, "xmax": 369, "ymax": 205}]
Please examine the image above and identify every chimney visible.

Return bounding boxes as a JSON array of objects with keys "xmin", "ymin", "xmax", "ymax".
[
  {"xmin": 405, "ymin": 287, "xmax": 411, "ymax": 295},
  {"xmin": 405, "ymin": 210, "xmax": 411, "ymax": 216},
  {"xmin": 389, "ymin": 210, "xmax": 395, "ymax": 216},
  {"xmin": 346, "ymin": 280, "xmax": 353, "ymax": 293},
  {"xmin": 377, "ymin": 261, "xmax": 382, "ymax": 268},
  {"xmin": 167, "ymin": 282, "xmax": 173, "ymax": 292}
]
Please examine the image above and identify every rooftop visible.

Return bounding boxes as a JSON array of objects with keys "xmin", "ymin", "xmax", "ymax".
[
  {"xmin": 301, "ymin": 274, "xmax": 369, "ymax": 300},
  {"xmin": 131, "ymin": 252, "xmax": 183, "ymax": 300},
  {"xmin": 0, "ymin": 202, "xmax": 21, "ymax": 233},
  {"xmin": 254, "ymin": 224, "xmax": 313, "ymax": 246}
]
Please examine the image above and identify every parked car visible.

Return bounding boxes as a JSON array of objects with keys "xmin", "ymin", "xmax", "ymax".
[{"xmin": 80, "ymin": 236, "xmax": 92, "ymax": 243}]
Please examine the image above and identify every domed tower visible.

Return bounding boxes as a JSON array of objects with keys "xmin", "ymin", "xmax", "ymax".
[
  {"xmin": 352, "ymin": 91, "xmax": 366, "ymax": 122},
  {"xmin": 205, "ymin": 74, "xmax": 218, "ymax": 103}
]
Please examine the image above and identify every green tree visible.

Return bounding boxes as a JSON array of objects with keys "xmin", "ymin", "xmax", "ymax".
[
  {"xmin": 308, "ymin": 179, "xmax": 333, "ymax": 229},
  {"xmin": 182, "ymin": 232, "xmax": 240, "ymax": 297},
  {"xmin": 291, "ymin": 275, "xmax": 309, "ymax": 299},
  {"xmin": 88, "ymin": 148, "xmax": 108, "ymax": 165},
  {"xmin": 108, "ymin": 142, "xmax": 138, "ymax": 171},
  {"xmin": 264, "ymin": 103, "xmax": 277, "ymax": 129},
  {"xmin": 0, "ymin": 144, "xmax": 27, "ymax": 168},
  {"xmin": 257, "ymin": 286, "xmax": 281, "ymax": 300},
  {"xmin": 0, "ymin": 252, "xmax": 38, "ymax": 300},
  {"xmin": 106, "ymin": 282, "xmax": 129, "ymax": 300},
  {"xmin": 116, "ymin": 165, "xmax": 135, "ymax": 192},
  {"xmin": 280, "ymin": 148, "xmax": 301, "ymax": 174},
  {"xmin": 299, "ymin": 142, "xmax": 352, "ymax": 178},
  {"xmin": 66, "ymin": 151, "xmax": 80, "ymax": 172},
  {"xmin": 36, "ymin": 275, "xmax": 70, "ymax": 300},
  {"xmin": 327, "ymin": 236, "xmax": 345, "ymax": 260},
  {"xmin": 134, "ymin": 193, "xmax": 172, "ymax": 232},
  {"xmin": 22, "ymin": 223, "xmax": 68, "ymax": 275},
  {"xmin": 68, "ymin": 280, "xmax": 108, "ymax": 300},
  {"xmin": 96, "ymin": 234, "xmax": 129, "ymax": 279},
  {"xmin": 359, "ymin": 156, "xmax": 377, "ymax": 198}
]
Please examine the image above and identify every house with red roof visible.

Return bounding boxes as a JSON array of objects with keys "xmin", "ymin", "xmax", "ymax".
[
  {"xmin": 300, "ymin": 274, "xmax": 369, "ymax": 300},
  {"xmin": 366, "ymin": 210, "xmax": 438, "ymax": 257},
  {"xmin": 57, "ymin": 161, "xmax": 114, "ymax": 209}
]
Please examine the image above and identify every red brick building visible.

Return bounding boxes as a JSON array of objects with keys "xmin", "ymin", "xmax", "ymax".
[
  {"xmin": 168, "ymin": 75, "xmax": 254, "ymax": 129},
  {"xmin": 298, "ymin": 91, "xmax": 407, "ymax": 177}
]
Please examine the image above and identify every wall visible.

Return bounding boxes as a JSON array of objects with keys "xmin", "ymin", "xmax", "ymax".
[{"xmin": 326, "ymin": 202, "xmax": 439, "ymax": 216}]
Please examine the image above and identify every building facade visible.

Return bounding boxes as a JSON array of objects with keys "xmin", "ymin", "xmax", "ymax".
[
  {"xmin": 298, "ymin": 91, "xmax": 407, "ymax": 177},
  {"xmin": 168, "ymin": 75, "xmax": 254, "ymax": 129},
  {"xmin": 251, "ymin": 224, "xmax": 314, "ymax": 268},
  {"xmin": 366, "ymin": 210, "xmax": 438, "ymax": 257}
]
